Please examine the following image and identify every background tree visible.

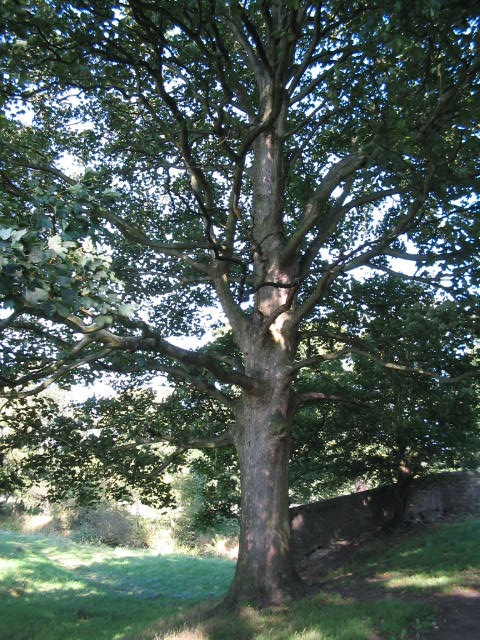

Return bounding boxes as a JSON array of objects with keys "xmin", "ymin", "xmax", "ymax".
[
  {"xmin": 0, "ymin": 387, "xmax": 239, "ymax": 537},
  {"xmin": 0, "ymin": 1, "xmax": 479, "ymax": 606},
  {"xmin": 4, "ymin": 281, "xmax": 476, "ymax": 526},
  {"xmin": 290, "ymin": 277, "xmax": 480, "ymax": 512}
]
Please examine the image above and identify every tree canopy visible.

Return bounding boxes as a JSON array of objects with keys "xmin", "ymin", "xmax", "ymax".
[
  {"xmin": 290, "ymin": 276, "xmax": 479, "ymax": 503},
  {"xmin": 1, "ymin": 0, "xmax": 479, "ymax": 607}
]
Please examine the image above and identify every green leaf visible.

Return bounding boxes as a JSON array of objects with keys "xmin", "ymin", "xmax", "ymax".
[
  {"xmin": 102, "ymin": 188, "xmax": 121, "ymax": 201},
  {"xmin": 68, "ymin": 183, "xmax": 85, "ymax": 196},
  {"xmin": 24, "ymin": 286, "xmax": 50, "ymax": 305},
  {"xmin": 54, "ymin": 302, "xmax": 71, "ymax": 317}
]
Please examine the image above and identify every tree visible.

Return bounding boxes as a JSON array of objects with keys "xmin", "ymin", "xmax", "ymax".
[
  {"xmin": 5, "ymin": 283, "xmax": 474, "ymax": 522},
  {"xmin": 0, "ymin": 391, "xmax": 177, "ymax": 509},
  {"xmin": 289, "ymin": 277, "xmax": 480, "ymax": 512},
  {"xmin": 0, "ymin": 1, "xmax": 479, "ymax": 606}
]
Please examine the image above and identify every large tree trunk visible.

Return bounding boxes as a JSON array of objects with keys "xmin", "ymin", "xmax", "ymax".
[
  {"xmin": 222, "ymin": 84, "xmax": 304, "ymax": 607},
  {"xmin": 223, "ymin": 336, "xmax": 305, "ymax": 608}
]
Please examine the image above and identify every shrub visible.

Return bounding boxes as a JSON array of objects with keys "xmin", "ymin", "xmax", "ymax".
[
  {"xmin": 68, "ymin": 503, "xmax": 148, "ymax": 547},
  {"xmin": 169, "ymin": 469, "xmax": 206, "ymax": 546}
]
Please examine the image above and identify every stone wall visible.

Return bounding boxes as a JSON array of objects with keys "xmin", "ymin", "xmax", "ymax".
[
  {"xmin": 290, "ymin": 471, "xmax": 480, "ymax": 564},
  {"xmin": 403, "ymin": 471, "xmax": 480, "ymax": 523}
]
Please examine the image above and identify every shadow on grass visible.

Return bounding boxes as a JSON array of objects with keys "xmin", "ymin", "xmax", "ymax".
[
  {"xmin": 0, "ymin": 531, "xmax": 235, "ymax": 640},
  {"xmin": 134, "ymin": 592, "xmax": 433, "ymax": 640},
  {"xmin": 1, "ymin": 518, "xmax": 478, "ymax": 640}
]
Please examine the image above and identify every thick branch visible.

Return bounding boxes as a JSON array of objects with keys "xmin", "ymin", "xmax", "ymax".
[
  {"xmin": 300, "ymin": 187, "xmax": 399, "ymax": 275},
  {"xmin": 295, "ymin": 329, "xmax": 479, "ymax": 386},
  {"xmin": 115, "ymin": 430, "xmax": 233, "ymax": 453},
  {"xmin": 100, "ymin": 209, "xmax": 214, "ymax": 274},
  {"xmin": 65, "ymin": 315, "xmax": 256, "ymax": 392},
  {"xmin": 295, "ymin": 392, "xmax": 372, "ymax": 409},
  {"xmin": 290, "ymin": 348, "xmax": 350, "ymax": 374},
  {"xmin": 1, "ymin": 347, "xmax": 114, "ymax": 398},
  {"xmin": 293, "ymin": 173, "xmax": 434, "ymax": 325},
  {"xmin": 119, "ymin": 429, "xmax": 234, "ymax": 475},
  {"xmin": 281, "ymin": 153, "xmax": 366, "ymax": 265},
  {"xmin": 162, "ymin": 364, "xmax": 236, "ymax": 410},
  {"xmin": 220, "ymin": 5, "xmax": 268, "ymax": 80},
  {"xmin": 350, "ymin": 347, "xmax": 479, "ymax": 385},
  {"xmin": 110, "ymin": 444, "xmax": 187, "ymax": 475},
  {"xmin": 286, "ymin": 6, "xmax": 322, "ymax": 97},
  {"xmin": 369, "ymin": 263, "xmax": 458, "ymax": 294},
  {"xmin": 385, "ymin": 248, "xmax": 465, "ymax": 264}
]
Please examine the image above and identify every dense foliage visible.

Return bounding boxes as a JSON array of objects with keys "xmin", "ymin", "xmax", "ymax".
[
  {"xmin": 291, "ymin": 277, "xmax": 479, "ymax": 502},
  {"xmin": 2, "ymin": 277, "xmax": 478, "ymax": 522},
  {"xmin": 1, "ymin": 0, "xmax": 478, "ymax": 605}
]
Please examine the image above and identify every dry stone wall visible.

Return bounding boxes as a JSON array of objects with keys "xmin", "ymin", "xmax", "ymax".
[{"xmin": 290, "ymin": 471, "xmax": 480, "ymax": 564}]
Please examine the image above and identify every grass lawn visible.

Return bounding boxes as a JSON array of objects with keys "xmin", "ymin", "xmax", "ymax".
[
  {"xmin": 0, "ymin": 516, "xmax": 478, "ymax": 640},
  {"xmin": 0, "ymin": 531, "xmax": 234, "ymax": 640}
]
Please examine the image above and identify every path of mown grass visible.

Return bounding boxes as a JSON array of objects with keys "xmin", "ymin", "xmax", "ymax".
[{"xmin": 0, "ymin": 516, "xmax": 478, "ymax": 640}]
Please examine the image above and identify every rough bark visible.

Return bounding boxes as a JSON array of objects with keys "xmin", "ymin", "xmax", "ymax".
[
  {"xmin": 220, "ymin": 82, "xmax": 307, "ymax": 606},
  {"xmin": 225, "ymin": 401, "xmax": 305, "ymax": 606},
  {"xmin": 224, "ymin": 322, "xmax": 305, "ymax": 608}
]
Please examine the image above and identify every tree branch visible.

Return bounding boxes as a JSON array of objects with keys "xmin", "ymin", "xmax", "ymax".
[
  {"xmin": 368, "ymin": 263, "xmax": 457, "ymax": 294},
  {"xmin": 290, "ymin": 348, "xmax": 350, "ymax": 374},
  {"xmin": 293, "ymin": 168, "xmax": 435, "ymax": 325},
  {"xmin": 1, "ymin": 347, "xmax": 114, "ymax": 398},
  {"xmin": 281, "ymin": 153, "xmax": 366, "ymax": 265},
  {"xmin": 220, "ymin": 4, "xmax": 268, "ymax": 80},
  {"xmin": 161, "ymin": 364, "xmax": 236, "ymax": 411},
  {"xmin": 295, "ymin": 391, "xmax": 372, "ymax": 408},
  {"xmin": 289, "ymin": 47, "xmax": 356, "ymax": 105},
  {"xmin": 294, "ymin": 327, "xmax": 479, "ymax": 386},
  {"xmin": 260, "ymin": 284, "xmax": 298, "ymax": 339},
  {"xmin": 349, "ymin": 347, "xmax": 479, "ymax": 385},
  {"xmin": 114, "ymin": 430, "xmax": 233, "ymax": 453},
  {"xmin": 112, "ymin": 443, "xmax": 188, "ymax": 475},
  {"xmin": 65, "ymin": 315, "xmax": 256, "ymax": 392},
  {"xmin": 10, "ymin": 157, "xmax": 216, "ymax": 272},
  {"xmin": 300, "ymin": 187, "xmax": 399, "ymax": 275},
  {"xmin": 99, "ymin": 208, "xmax": 214, "ymax": 274}
]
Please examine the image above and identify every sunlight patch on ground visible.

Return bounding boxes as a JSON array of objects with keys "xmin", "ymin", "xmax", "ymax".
[
  {"xmin": 446, "ymin": 586, "xmax": 480, "ymax": 599},
  {"xmin": 45, "ymin": 544, "xmax": 143, "ymax": 570},
  {"xmin": 33, "ymin": 579, "xmax": 90, "ymax": 593},
  {"xmin": 381, "ymin": 573, "xmax": 453, "ymax": 590},
  {"xmin": 160, "ymin": 629, "xmax": 208, "ymax": 640},
  {"xmin": 21, "ymin": 514, "xmax": 53, "ymax": 532}
]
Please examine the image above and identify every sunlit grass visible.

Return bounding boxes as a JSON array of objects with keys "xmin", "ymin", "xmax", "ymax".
[
  {"xmin": 323, "ymin": 516, "xmax": 480, "ymax": 593},
  {"xmin": 0, "ymin": 517, "xmax": 478, "ymax": 640},
  {"xmin": 382, "ymin": 573, "xmax": 454, "ymax": 590},
  {"xmin": 147, "ymin": 596, "xmax": 431, "ymax": 640},
  {"xmin": 0, "ymin": 531, "xmax": 235, "ymax": 640},
  {"xmin": 376, "ymin": 566, "xmax": 480, "ymax": 597}
]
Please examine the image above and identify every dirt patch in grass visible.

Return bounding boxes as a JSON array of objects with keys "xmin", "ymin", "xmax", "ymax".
[
  {"xmin": 422, "ymin": 593, "xmax": 480, "ymax": 639},
  {"xmin": 299, "ymin": 519, "xmax": 480, "ymax": 639}
]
